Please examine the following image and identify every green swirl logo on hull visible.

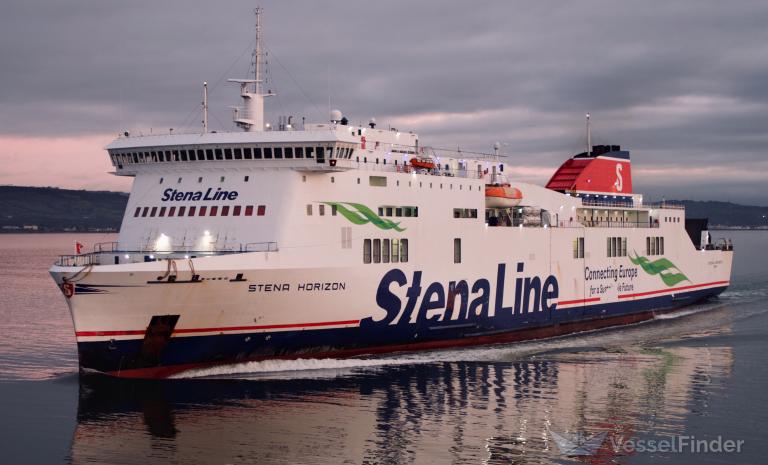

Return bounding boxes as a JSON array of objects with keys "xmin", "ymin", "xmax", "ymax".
[
  {"xmin": 629, "ymin": 252, "xmax": 690, "ymax": 287},
  {"xmin": 323, "ymin": 202, "xmax": 406, "ymax": 232}
]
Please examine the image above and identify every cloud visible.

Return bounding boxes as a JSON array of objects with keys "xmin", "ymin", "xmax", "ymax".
[{"xmin": 1, "ymin": 0, "xmax": 767, "ymax": 204}]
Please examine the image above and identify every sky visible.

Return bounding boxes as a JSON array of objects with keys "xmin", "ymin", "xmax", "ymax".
[{"xmin": 1, "ymin": 0, "xmax": 767, "ymax": 204}]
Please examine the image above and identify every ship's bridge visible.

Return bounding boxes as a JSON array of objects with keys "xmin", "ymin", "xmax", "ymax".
[{"xmin": 106, "ymin": 124, "xmax": 418, "ymax": 176}]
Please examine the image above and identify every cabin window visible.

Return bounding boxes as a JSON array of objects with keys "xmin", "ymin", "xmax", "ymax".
[
  {"xmin": 221, "ymin": 206, "xmax": 230, "ymax": 216},
  {"xmin": 168, "ymin": 206, "xmax": 176, "ymax": 217},
  {"xmin": 205, "ymin": 149, "xmax": 214, "ymax": 160},
  {"xmin": 316, "ymin": 147, "xmax": 325, "ymax": 159},
  {"xmin": 306, "ymin": 147, "xmax": 314, "ymax": 158},
  {"xmin": 233, "ymin": 206, "xmax": 241, "ymax": 216},
  {"xmin": 173, "ymin": 150, "xmax": 180, "ymax": 161},
  {"xmin": 254, "ymin": 147, "xmax": 262, "ymax": 159},
  {"xmin": 180, "ymin": 150, "xmax": 188, "ymax": 162},
  {"xmin": 199, "ymin": 206, "xmax": 207, "ymax": 216},
  {"xmin": 363, "ymin": 239, "xmax": 372, "ymax": 264},
  {"xmin": 383, "ymin": 239, "xmax": 391, "ymax": 263},
  {"xmin": 373, "ymin": 239, "xmax": 381, "ymax": 263},
  {"xmin": 369, "ymin": 176, "xmax": 387, "ymax": 187},
  {"xmin": 188, "ymin": 206, "xmax": 196, "ymax": 216},
  {"xmin": 306, "ymin": 204, "xmax": 313, "ymax": 216},
  {"xmin": 285, "ymin": 147, "xmax": 294, "ymax": 158},
  {"xmin": 215, "ymin": 149, "xmax": 223, "ymax": 160},
  {"xmin": 391, "ymin": 239, "xmax": 400, "ymax": 263},
  {"xmin": 274, "ymin": 147, "xmax": 283, "ymax": 159},
  {"xmin": 607, "ymin": 237, "xmax": 627, "ymax": 257},
  {"xmin": 159, "ymin": 207, "xmax": 166, "ymax": 217},
  {"xmin": 573, "ymin": 237, "xmax": 584, "ymax": 258},
  {"xmin": 257, "ymin": 205, "xmax": 266, "ymax": 216},
  {"xmin": 319, "ymin": 204, "xmax": 325, "ymax": 216},
  {"xmin": 332, "ymin": 205, "xmax": 337, "ymax": 216},
  {"xmin": 245, "ymin": 205, "xmax": 254, "ymax": 216},
  {"xmin": 244, "ymin": 147, "xmax": 252, "ymax": 159},
  {"xmin": 210, "ymin": 206, "xmax": 218, "ymax": 216},
  {"xmin": 198, "ymin": 177, "xmax": 203, "ymax": 183},
  {"xmin": 234, "ymin": 148, "xmax": 242, "ymax": 159},
  {"xmin": 244, "ymin": 176, "xmax": 249, "ymax": 182},
  {"xmin": 263, "ymin": 147, "xmax": 272, "ymax": 159},
  {"xmin": 150, "ymin": 207, "xmax": 157, "ymax": 217},
  {"xmin": 134, "ymin": 207, "xmax": 141, "ymax": 217},
  {"xmin": 220, "ymin": 176, "xmax": 225, "ymax": 182},
  {"xmin": 295, "ymin": 147, "xmax": 304, "ymax": 158},
  {"xmin": 395, "ymin": 207, "xmax": 403, "ymax": 217},
  {"xmin": 400, "ymin": 239, "xmax": 409, "ymax": 262},
  {"xmin": 178, "ymin": 206, "xmax": 186, "ymax": 216},
  {"xmin": 197, "ymin": 149, "xmax": 204, "ymax": 160},
  {"xmin": 177, "ymin": 177, "xmax": 182, "ymax": 184},
  {"xmin": 454, "ymin": 238, "xmax": 462, "ymax": 263}
]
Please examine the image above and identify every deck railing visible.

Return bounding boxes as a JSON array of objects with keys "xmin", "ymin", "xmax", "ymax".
[{"xmin": 56, "ymin": 242, "xmax": 279, "ymax": 267}]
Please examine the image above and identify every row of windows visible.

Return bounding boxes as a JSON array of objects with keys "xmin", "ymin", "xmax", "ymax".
[
  {"xmin": 573, "ymin": 236, "xmax": 668, "ymax": 259},
  {"xmin": 607, "ymin": 237, "xmax": 628, "ymax": 257},
  {"xmin": 378, "ymin": 206, "xmax": 419, "ymax": 218},
  {"xmin": 663, "ymin": 216, "xmax": 680, "ymax": 223},
  {"xmin": 363, "ymin": 238, "xmax": 409, "ymax": 264},
  {"xmin": 647, "ymin": 236, "xmax": 665, "ymax": 255},
  {"xmin": 160, "ymin": 175, "xmax": 249, "ymax": 184},
  {"xmin": 356, "ymin": 176, "xmax": 482, "ymax": 191},
  {"xmin": 112, "ymin": 145, "xmax": 355, "ymax": 166},
  {"xmin": 307, "ymin": 204, "xmax": 337, "ymax": 216},
  {"xmin": 132, "ymin": 205, "xmax": 265, "ymax": 218},
  {"xmin": 453, "ymin": 208, "xmax": 478, "ymax": 219}
]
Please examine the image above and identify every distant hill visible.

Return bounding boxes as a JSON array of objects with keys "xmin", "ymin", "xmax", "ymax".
[
  {"xmin": 0, "ymin": 186, "xmax": 766, "ymax": 232},
  {"xmin": 677, "ymin": 200, "xmax": 768, "ymax": 228},
  {"xmin": 0, "ymin": 186, "xmax": 128, "ymax": 232}
]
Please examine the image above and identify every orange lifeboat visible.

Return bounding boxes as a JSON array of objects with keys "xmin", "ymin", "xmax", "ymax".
[
  {"xmin": 410, "ymin": 156, "xmax": 436, "ymax": 170},
  {"xmin": 485, "ymin": 184, "xmax": 522, "ymax": 208}
]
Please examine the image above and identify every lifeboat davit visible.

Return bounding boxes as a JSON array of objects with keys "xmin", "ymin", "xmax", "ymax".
[
  {"xmin": 410, "ymin": 156, "xmax": 436, "ymax": 170},
  {"xmin": 485, "ymin": 184, "xmax": 522, "ymax": 208}
]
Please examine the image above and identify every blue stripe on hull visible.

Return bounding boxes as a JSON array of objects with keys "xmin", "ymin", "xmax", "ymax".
[{"xmin": 77, "ymin": 285, "xmax": 727, "ymax": 375}]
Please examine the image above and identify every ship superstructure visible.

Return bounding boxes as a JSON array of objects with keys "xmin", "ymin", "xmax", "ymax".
[{"xmin": 50, "ymin": 9, "xmax": 733, "ymax": 378}]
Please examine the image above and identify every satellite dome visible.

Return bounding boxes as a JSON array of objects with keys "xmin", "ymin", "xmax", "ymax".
[{"xmin": 330, "ymin": 109, "xmax": 343, "ymax": 123}]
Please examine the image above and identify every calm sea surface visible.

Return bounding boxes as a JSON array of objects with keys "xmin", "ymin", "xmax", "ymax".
[{"xmin": 0, "ymin": 231, "xmax": 767, "ymax": 464}]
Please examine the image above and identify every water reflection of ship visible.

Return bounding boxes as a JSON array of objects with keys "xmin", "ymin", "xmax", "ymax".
[{"xmin": 69, "ymin": 346, "xmax": 733, "ymax": 465}]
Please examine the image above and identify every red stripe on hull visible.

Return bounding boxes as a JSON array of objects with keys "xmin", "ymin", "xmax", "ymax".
[
  {"xmin": 103, "ymin": 308, "xmax": 680, "ymax": 379},
  {"xmin": 557, "ymin": 297, "xmax": 601, "ymax": 306},
  {"xmin": 618, "ymin": 281, "xmax": 730, "ymax": 299},
  {"xmin": 76, "ymin": 319, "xmax": 361, "ymax": 338}
]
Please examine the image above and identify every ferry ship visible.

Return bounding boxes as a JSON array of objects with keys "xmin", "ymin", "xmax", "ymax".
[{"xmin": 50, "ymin": 9, "xmax": 733, "ymax": 378}]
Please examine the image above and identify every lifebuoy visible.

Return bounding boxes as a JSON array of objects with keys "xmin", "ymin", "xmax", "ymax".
[{"xmin": 329, "ymin": 159, "xmax": 337, "ymax": 167}]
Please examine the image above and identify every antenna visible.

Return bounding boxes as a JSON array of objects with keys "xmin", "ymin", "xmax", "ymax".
[
  {"xmin": 202, "ymin": 81, "xmax": 208, "ymax": 134},
  {"xmin": 228, "ymin": 7, "xmax": 274, "ymax": 132},
  {"xmin": 253, "ymin": 6, "xmax": 262, "ymax": 95},
  {"xmin": 586, "ymin": 113, "xmax": 591, "ymax": 156}
]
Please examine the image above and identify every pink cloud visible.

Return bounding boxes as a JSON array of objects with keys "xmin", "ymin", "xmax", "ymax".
[{"xmin": 0, "ymin": 135, "xmax": 131, "ymax": 191}]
